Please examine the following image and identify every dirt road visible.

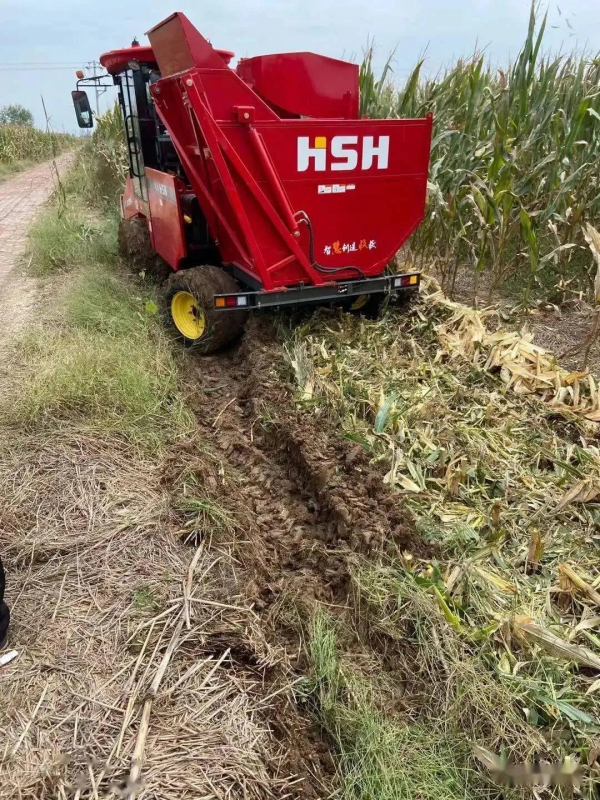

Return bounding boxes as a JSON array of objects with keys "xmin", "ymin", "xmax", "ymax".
[{"xmin": 0, "ymin": 154, "xmax": 75, "ymax": 340}]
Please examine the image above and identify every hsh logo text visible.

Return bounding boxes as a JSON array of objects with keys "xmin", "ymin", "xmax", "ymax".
[{"xmin": 297, "ymin": 135, "xmax": 390, "ymax": 172}]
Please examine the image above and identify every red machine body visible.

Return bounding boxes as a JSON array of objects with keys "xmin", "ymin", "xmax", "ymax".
[
  {"xmin": 100, "ymin": 12, "xmax": 432, "ymax": 298},
  {"xmin": 236, "ymin": 53, "xmax": 359, "ymax": 119}
]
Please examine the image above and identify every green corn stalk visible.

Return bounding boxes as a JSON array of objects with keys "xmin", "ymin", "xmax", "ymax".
[{"xmin": 362, "ymin": 1, "xmax": 600, "ymax": 305}]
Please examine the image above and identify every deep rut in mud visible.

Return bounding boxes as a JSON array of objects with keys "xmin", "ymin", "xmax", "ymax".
[
  {"xmin": 166, "ymin": 318, "xmax": 422, "ymax": 796},
  {"xmin": 181, "ymin": 318, "xmax": 419, "ymax": 609}
]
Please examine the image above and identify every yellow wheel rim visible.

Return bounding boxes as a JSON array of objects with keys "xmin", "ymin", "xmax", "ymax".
[
  {"xmin": 350, "ymin": 294, "xmax": 369, "ymax": 311},
  {"xmin": 171, "ymin": 291, "xmax": 206, "ymax": 340}
]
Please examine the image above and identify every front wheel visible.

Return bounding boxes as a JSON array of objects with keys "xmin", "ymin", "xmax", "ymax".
[
  {"xmin": 118, "ymin": 218, "xmax": 171, "ymax": 283},
  {"xmin": 165, "ymin": 266, "xmax": 247, "ymax": 354}
]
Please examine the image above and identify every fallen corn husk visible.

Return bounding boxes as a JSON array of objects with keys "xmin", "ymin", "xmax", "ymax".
[
  {"xmin": 512, "ymin": 616, "xmax": 600, "ymax": 670},
  {"xmin": 558, "ymin": 564, "xmax": 600, "ymax": 606},
  {"xmin": 423, "ymin": 278, "xmax": 600, "ymax": 421}
]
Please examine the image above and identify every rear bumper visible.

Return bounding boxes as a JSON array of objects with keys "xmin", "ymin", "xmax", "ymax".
[{"xmin": 214, "ymin": 272, "xmax": 420, "ymax": 310}]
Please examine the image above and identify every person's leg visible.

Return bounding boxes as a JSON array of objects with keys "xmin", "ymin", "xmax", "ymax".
[{"xmin": 0, "ymin": 557, "xmax": 10, "ymax": 647}]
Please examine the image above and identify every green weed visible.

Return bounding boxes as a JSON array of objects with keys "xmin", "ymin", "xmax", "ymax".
[
  {"xmin": 134, "ymin": 583, "xmax": 157, "ymax": 611},
  {"xmin": 64, "ymin": 264, "xmax": 157, "ymax": 336},
  {"xmin": 28, "ymin": 202, "xmax": 118, "ymax": 276},
  {"xmin": 10, "ymin": 229, "xmax": 190, "ymax": 446},
  {"xmin": 175, "ymin": 496, "xmax": 237, "ymax": 543},
  {"xmin": 304, "ymin": 610, "xmax": 483, "ymax": 800},
  {"xmin": 11, "ymin": 322, "xmax": 189, "ymax": 447}
]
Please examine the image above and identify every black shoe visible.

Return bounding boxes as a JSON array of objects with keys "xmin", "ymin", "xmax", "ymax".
[{"xmin": 0, "ymin": 601, "xmax": 10, "ymax": 649}]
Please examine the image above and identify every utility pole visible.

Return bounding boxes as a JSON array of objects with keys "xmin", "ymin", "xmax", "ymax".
[{"xmin": 85, "ymin": 60, "xmax": 106, "ymax": 115}]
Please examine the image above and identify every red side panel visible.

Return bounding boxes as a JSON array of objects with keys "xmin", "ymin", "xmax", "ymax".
[
  {"xmin": 121, "ymin": 175, "xmax": 149, "ymax": 219},
  {"xmin": 146, "ymin": 168, "xmax": 186, "ymax": 270},
  {"xmin": 237, "ymin": 53, "xmax": 359, "ymax": 119},
  {"xmin": 223, "ymin": 117, "xmax": 432, "ymax": 285}
]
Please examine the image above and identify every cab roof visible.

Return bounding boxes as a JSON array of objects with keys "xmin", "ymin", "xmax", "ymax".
[{"xmin": 99, "ymin": 43, "xmax": 234, "ymax": 75}]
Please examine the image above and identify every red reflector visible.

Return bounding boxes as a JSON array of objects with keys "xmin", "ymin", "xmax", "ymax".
[
  {"xmin": 225, "ymin": 296, "xmax": 237, "ymax": 307},
  {"xmin": 400, "ymin": 276, "xmax": 411, "ymax": 287}
]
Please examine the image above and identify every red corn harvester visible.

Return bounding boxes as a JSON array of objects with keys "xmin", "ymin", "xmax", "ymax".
[{"xmin": 72, "ymin": 12, "xmax": 432, "ymax": 353}]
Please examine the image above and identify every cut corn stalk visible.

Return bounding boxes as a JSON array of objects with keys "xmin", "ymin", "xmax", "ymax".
[
  {"xmin": 512, "ymin": 616, "xmax": 600, "ymax": 671},
  {"xmin": 558, "ymin": 564, "xmax": 600, "ymax": 607}
]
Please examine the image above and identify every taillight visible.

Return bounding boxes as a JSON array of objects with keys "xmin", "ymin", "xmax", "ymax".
[
  {"xmin": 394, "ymin": 274, "xmax": 419, "ymax": 288},
  {"xmin": 215, "ymin": 295, "xmax": 250, "ymax": 308}
]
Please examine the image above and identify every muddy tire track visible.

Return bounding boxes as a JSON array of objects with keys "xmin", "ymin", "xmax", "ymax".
[
  {"xmin": 179, "ymin": 318, "xmax": 419, "ymax": 610},
  {"xmin": 166, "ymin": 317, "xmax": 423, "ymax": 796}
]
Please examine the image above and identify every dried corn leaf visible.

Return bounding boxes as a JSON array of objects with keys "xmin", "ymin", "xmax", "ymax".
[
  {"xmin": 472, "ymin": 565, "xmax": 518, "ymax": 595},
  {"xmin": 473, "ymin": 745, "xmax": 503, "ymax": 772},
  {"xmin": 556, "ymin": 480, "xmax": 600, "ymax": 511},
  {"xmin": 583, "ymin": 223, "xmax": 600, "ymax": 302},
  {"xmin": 574, "ymin": 617, "xmax": 600, "ymax": 633},
  {"xmin": 586, "ymin": 679, "xmax": 600, "ymax": 696},
  {"xmin": 397, "ymin": 474, "xmax": 422, "ymax": 493},
  {"xmin": 423, "ymin": 283, "xmax": 600, "ymax": 420}
]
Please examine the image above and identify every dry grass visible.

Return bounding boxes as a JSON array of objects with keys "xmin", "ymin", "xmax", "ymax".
[{"xmin": 0, "ymin": 431, "xmax": 290, "ymax": 799}]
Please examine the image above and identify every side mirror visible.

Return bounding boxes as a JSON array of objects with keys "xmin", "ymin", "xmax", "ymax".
[{"xmin": 72, "ymin": 90, "xmax": 93, "ymax": 128}]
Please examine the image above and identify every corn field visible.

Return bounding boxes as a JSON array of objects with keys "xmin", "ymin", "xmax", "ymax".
[
  {"xmin": 0, "ymin": 124, "xmax": 74, "ymax": 166},
  {"xmin": 361, "ymin": 7, "xmax": 600, "ymax": 306},
  {"xmin": 73, "ymin": 102, "xmax": 128, "ymax": 207}
]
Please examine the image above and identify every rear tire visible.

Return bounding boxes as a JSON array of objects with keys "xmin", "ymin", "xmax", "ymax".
[
  {"xmin": 344, "ymin": 293, "xmax": 387, "ymax": 318},
  {"xmin": 165, "ymin": 266, "xmax": 247, "ymax": 354},
  {"xmin": 344, "ymin": 289, "xmax": 418, "ymax": 318}
]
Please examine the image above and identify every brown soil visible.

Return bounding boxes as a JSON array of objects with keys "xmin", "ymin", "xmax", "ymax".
[
  {"xmin": 118, "ymin": 217, "xmax": 171, "ymax": 282},
  {"xmin": 173, "ymin": 317, "xmax": 419, "ymax": 610}
]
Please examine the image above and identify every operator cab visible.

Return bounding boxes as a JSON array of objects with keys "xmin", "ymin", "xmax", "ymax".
[
  {"xmin": 72, "ymin": 40, "xmax": 184, "ymax": 203},
  {"xmin": 71, "ymin": 38, "xmax": 225, "ymax": 267}
]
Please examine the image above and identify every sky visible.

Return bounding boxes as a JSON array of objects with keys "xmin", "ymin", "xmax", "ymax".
[{"xmin": 1, "ymin": 0, "xmax": 599, "ymax": 133}]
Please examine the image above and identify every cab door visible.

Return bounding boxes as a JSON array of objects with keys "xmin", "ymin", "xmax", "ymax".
[{"xmin": 119, "ymin": 68, "xmax": 147, "ymax": 201}]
